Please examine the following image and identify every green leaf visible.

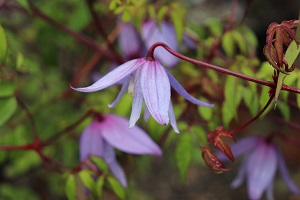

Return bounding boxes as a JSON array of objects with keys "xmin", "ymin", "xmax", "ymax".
[
  {"xmin": 0, "ymin": 24, "xmax": 8, "ymax": 64},
  {"xmin": 121, "ymin": 8, "xmax": 131, "ymax": 22},
  {"xmin": 157, "ymin": 6, "xmax": 168, "ymax": 23},
  {"xmin": 222, "ymin": 32, "xmax": 234, "ymax": 57},
  {"xmin": 284, "ymin": 40, "xmax": 300, "ymax": 67},
  {"xmin": 198, "ymin": 98, "xmax": 213, "ymax": 121},
  {"xmin": 170, "ymin": 11, "xmax": 183, "ymax": 43},
  {"xmin": 90, "ymin": 156, "xmax": 109, "ymax": 172},
  {"xmin": 78, "ymin": 170, "xmax": 95, "ymax": 194},
  {"xmin": 95, "ymin": 176, "xmax": 105, "ymax": 199},
  {"xmin": 107, "ymin": 176, "xmax": 126, "ymax": 199},
  {"xmin": 0, "ymin": 82, "xmax": 15, "ymax": 97},
  {"xmin": 205, "ymin": 18, "xmax": 222, "ymax": 37},
  {"xmin": 16, "ymin": 0, "xmax": 30, "ymax": 11},
  {"xmin": 16, "ymin": 52, "xmax": 24, "ymax": 70},
  {"xmin": 231, "ymin": 30, "xmax": 247, "ymax": 55},
  {"xmin": 65, "ymin": 174, "xmax": 76, "ymax": 200},
  {"xmin": 0, "ymin": 97, "xmax": 17, "ymax": 126},
  {"xmin": 175, "ymin": 133, "xmax": 193, "ymax": 182},
  {"xmin": 297, "ymin": 72, "xmax": 300, "ymax": 108},
  {"xmin": 274, "ymin": 72, "xmax": 287, "ymax": 109},
  {"xmin": 278, "ymin": 101, "xmax": 290, "ymax": 121}
]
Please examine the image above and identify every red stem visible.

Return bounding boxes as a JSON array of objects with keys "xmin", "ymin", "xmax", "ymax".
[
  {"xmin": 146, "ymin": 42, "xmax": 300, "ymax": 94},
  {"xmin": 230, "ymin": 93, "xmax": 274, "ymax": 134}
]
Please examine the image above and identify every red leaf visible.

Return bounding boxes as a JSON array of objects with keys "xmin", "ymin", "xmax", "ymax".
[{"xmin": 201, "ymin": 147, "xmax": 229, "ymax": 174}]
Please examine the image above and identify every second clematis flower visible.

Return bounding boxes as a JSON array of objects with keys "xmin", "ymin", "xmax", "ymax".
[
  {"xmin": 218, "ymin": 136, "xmax": 300, "ymax": 200},
  {"xmin": 71, "ymin": 58, "xmax": 214, "ymax": 133},
  {"xmin": 80, "ymin": 114, "xmax": 162, "ymax": 187}
]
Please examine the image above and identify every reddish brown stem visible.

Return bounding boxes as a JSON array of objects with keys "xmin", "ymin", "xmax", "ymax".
[{"xmin": 230, "ymin": 93, "xmax": 274, "ymax": 134}]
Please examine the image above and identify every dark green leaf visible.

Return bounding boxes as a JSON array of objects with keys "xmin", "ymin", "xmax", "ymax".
[
  {"xmin": 0, "ymin": 82, "xmax": 15, "ymax": 97},
  {"xmin": 0, "ymin": 97, "xmax": 17, "ymax": 126}
]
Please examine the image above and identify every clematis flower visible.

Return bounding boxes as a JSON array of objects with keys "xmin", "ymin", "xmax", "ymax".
[
  {"xmin": 142, "ymin": 20, "xmax": 179, "ymax": 67},
  {"xmin": 71, "ymin": 58, "xmax": 213, "ymax": 133},
  {"xmin": 119, "ymin": 23, "xmax": 143, "ymax": 59},
  {"xmin": 80, "ymin": 114, "xmax": 162, "ymax": 187},
  {"xmin": 218, "ymin": 136, "xmax": 300, "ymax": 200}
]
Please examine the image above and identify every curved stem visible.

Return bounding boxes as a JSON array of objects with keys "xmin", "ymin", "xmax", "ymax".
[
  {"xmin": 230, "ymin": 93, "xmax": 274, "ymax": 134},
  {"xmin": 147, "ymin": 42, "xmax": 300, "ymax": 94},
  {"xmin": 147, "ymin": 42, "xmax": 274, "ymax": 87}
]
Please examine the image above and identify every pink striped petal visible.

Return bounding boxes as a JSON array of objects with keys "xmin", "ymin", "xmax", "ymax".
[
  {"xmin": 246, "ymin": 141, "xmax": 277, "ymax": 200},
  {"xmin": 71, "ymin": 59, "xmax": 144, "ymax": 92},
  {"xmin": 79, "ymin": 120, "xmax": 105, "ymax": 161},
  {"xmin": 140, "ymin": 60, "xmax": 170, "ymax": 125},
  {"xmin": 101, "ymin": 114, "xmax": 162, "ymax": 156}
]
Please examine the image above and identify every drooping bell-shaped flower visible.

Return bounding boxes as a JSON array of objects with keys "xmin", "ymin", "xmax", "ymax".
[
  {"xmin": 80, "ymin": 114, "xmax": 162, "ymax": 187},
  {"xmin": 142, "ymin": 20, "xmax": 179, "ymax": 67},
  {"xmin": 71, "ymin": 58, "xmax": 213, "ymax": 133},
  {"xmin": 218, "ymin": 136, "xmax": 300, "ymax": 200}
]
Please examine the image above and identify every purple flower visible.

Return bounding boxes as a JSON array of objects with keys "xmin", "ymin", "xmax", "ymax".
[
  {"xmin": 119, "ymin": 23, "xmax": 143, "ymax": 59},
  {"xmin": 71, "ymin": 58, "xmax": 213, "ymax": 133},
  {"xmin": 80, "ymin": 114, "xmax": 162, "ymax": 187},
  {"xmin": 142, "ymin": 20, "xmax": 179, "ymax": 67},
  {"xmin": 219, "ymin": 136, "xmax": 300, "ymax": 200}
]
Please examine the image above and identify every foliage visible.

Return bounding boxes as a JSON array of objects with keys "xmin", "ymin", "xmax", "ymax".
[{"xmin": 0, "ymin": 0, "xmax": 300, "ymax": 200}]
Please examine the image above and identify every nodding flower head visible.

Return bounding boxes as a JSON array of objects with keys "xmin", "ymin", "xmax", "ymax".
[
  {"xmin": 79, "ymin": 114, "xmax": 162, "ymax": 187},
  {"xmin": 218, "ymin": 136, "xmax": 300, "ymax": 200},
  {"xmin": 71, "ymin": 58, "xmax": 213, "ymax": 133},
  {"xmin": 142, "ymin": 20, "xmax": 179, "ymax": 67}
]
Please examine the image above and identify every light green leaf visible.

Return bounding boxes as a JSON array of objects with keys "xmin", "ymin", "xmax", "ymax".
[
  {"xmin": 175, "ymin": 133, "xmax": 193, "ymax": 182},
  {"xmin": 274, "ymin": 72, "xmax": 287, "ymax": 109},
  {"xmin": 157, "ymin": 6, "xmax": 168, "ymax": 23},
  {"xmin": 284, "ymin": 40, "xmax": 300, "ymax": 67},
  {"xmin": 107, "ymin": 176, "xmax": 126, "ymax": 199},
  {"xmin": 0, "ymin": 24, "xmax": 8, "ymax": 64},
  {"xmin": 0, "ymin": 82, "xmax": 15, "ymax": 97},
  {"xmin": 198, "ymin": 98, "xmax": 213, "ymax": 121},
  {"xmin": 90, "ymin": 156, "xmax": 108, "ymax": 172},
  {"xmin": 96, "ymin": 176, "xmax": 105, "ymax": 199},
  {"xmin": 170, "ymin": 11, "xmax": 183, "ymax": 43},
  {"xmin": 205, "ymin": 18, "xmax": 222, "ymax": 37},
  {"xmin": 232, "ymin": 30, "xmax": 247, "ymax": 54},
  {"xmin": 78, "ymin": 170, "xmax": 95, "ymax": 194},
  {"xmin": 0, "ymin": 97, "xmax": 17, "ymax": 126},
  {"xmin": 222, "ymin": 32, "xmax": 234, "ymax": 58},
  {"xmin": 65, "ymin": 174, "xmax": 76, "ymax": 200},
  {"xmin": 121, "ymin": 9, "xmax": 131, "ymax": 22}
]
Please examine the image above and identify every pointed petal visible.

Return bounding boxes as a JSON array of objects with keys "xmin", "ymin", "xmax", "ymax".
[
  {"xmin": 143, "ymin": 105, "xmax": 150, "ymax": 122},
  {"xmin": 79, "ymin": 120, "xmax": 105, "ymax": 161},
  {"xmin": 102, "ymin": 141, "xmax": 127, "ymax": 187},
  {"xmin": 166, "ymin": 69, "xmax": 214, "ymax": 107},
  {"xmin": 71, "ymin": 59, "xmax": 144, "ymax": 92},
  {"xmin": 108, "ymin": 76, "xmax": 130, "ymax": 108},
  {"xmin": 266, "ymin": 182, "xmax": 274, "ymax": 200},
  {"xmin": 129, "ymin": 71, "xmax": 143, "ymax": 127},
  {"xmin": 231, "ymin": 157, "xmax": 248, "ymax": 188},
  {"xmin": 246, "ymin": 142, "xmax": 277, "ymax": 200},
  {"xmin": 101, "ymin": 114, "xmax": 162, "ymax": 156},
  {"xmin": 216, "ymin": 136, "xmax": 261, "ymax": 161},
  {"xmin": 141, "ymin": 61, "xmax": 170, "ymax": 125},
  {"xmin": 276, "ymin": 147, "xmax": 300, "ymax": 194},
  {"xmin": 168, "ymin": 102, "xmax": 179, "ymax": 133}
]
